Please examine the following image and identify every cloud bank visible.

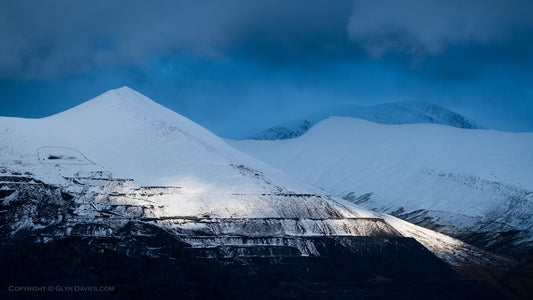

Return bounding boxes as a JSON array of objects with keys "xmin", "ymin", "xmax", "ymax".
[
  {"xmin": 1, "ymin": 0, "xmax": 531, "ymax": 79},
  {"xmin": 0, "ymin": 0, "xmax": 531, "ymax": 136},
  {"xmin": 348, "ymin": 0, "xmax": 533, "ymax": 57}
]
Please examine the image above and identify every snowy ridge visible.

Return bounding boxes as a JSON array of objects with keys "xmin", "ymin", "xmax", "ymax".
[
  {"xmin": 231, "ymin": 116, "xmax": 533, "ymax": 256},
  {"xmin": 251, "ymin": 102, "xmax": 481, "ymax": 140}
]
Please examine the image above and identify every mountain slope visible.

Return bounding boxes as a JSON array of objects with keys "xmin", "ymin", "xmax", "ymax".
[
  {"xmin": 231, "ymin": 117, "xmax": 533, "ymax": 258},
  {"xmin": 0, "ymin": 88, "xmax": 513, "ymax": 297},
  {"xmin": 1, "ymin": 87, "xmax": 359, "ymax": 219},
  {"xmin": 2, "ymin": 87, "xmax": 299, "ymax": 193},
  {"xmin": 0, "ymin": 87, "xmax": 510, "ymax": 258},
  {"xmin": 251, "ymin": 102, "xmax": 481, "ymax": 140}
]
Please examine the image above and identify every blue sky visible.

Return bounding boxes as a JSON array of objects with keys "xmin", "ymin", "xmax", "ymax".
[{"xmin": 0, "ymin": 0, "xmax": 532, "ymax": 138}]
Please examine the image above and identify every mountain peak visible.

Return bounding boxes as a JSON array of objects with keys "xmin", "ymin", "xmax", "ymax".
[
  {"xmin": 50, "ymin": 86, "xmax": 174, "ymax": 125},
  {"xmin": 116, "ymin": 85, "xmax": 135, "ymax": 92},
  {"xmin": 96, "ymin": 86, "xmax": 157, "ymax": 108},
  {"xmin": 43, "ymin": 87, "xmax": 237, "ymax": 173},
  {"xmin": 249, "ymin": 101, "xmax": 482, "ymax": 140},
  {"xmin": 104, "ymin": 85, "xmax": 135, "ymax": 93},
  {"xmin": 106, "ymin": 86, "xmax": 145, "ymax": 99}
]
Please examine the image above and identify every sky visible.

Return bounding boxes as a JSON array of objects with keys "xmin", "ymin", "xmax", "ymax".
[{"xmin": 0, "ymin": 0, "xmax": 532, "ymax": 138}]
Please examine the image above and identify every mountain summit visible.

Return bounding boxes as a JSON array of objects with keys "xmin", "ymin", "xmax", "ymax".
[{"xmin": 251, "ymin": 102, "xmax": 481, "ymax": 140}]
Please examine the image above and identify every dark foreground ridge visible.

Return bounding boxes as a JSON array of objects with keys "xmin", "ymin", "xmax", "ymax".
[{"xmin": 0, "ymin": 173, "xmax": 502, "ymax": 299}]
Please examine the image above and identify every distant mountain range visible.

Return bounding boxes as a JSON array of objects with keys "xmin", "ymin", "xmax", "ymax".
[
  {"xmin": 251, "ymin": 102, "xmax": 482, "ymax": 140},
  {"xmin": 232, "ymin": 117, "xmax": 533, "ymax": 261}
]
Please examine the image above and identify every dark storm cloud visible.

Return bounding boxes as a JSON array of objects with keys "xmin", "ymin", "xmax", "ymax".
[
  {"xmin": 0, "ymin": 0, "xmax": 355, "ymax": 79},
  {"xmin": 0, "ymin": 0, "xmax": 532, "ymax": 136},
  {"xmin": 348, "ymin": 0, "xmax": 533, "ymax": 57},
  {"xmin": 1, "ymin": 0, "xmax": 531, "ymax": 80},
  {"xmin": 346, "ymin": 0, "xmax": 533, "ymax": 83}
]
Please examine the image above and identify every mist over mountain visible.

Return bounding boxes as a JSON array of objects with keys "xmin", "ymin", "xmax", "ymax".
[{"xmin": 251, "ymin": 102, "xmax": 482, "ymax": 140}]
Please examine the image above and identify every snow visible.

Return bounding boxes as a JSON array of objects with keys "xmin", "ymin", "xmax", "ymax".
[
  {"xmin": 1, "ymin": 87, "xmax": 302, "ymax": 192},
  {"xmin": 230, "ymin": 116, "xmax": 533, "ymax": 245},
  {"xmin": 232, "ymin": 117, "xmax": 533, "ymax": 205},
  {"xmin": 0, "ymin": 87, "xmax": 510, "ymax": 267},
  {"xmin": 250, "ymin": 102, "xmax": 481, "ymax": 140},
  {"xmin": 0, "ymin": 87, "xmax": 358, "ymax": 219}
]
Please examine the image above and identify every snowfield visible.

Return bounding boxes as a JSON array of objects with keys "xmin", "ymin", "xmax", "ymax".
[{"xmin": 230, "ymin": 116, "xmax": 533, "ymax": 255}]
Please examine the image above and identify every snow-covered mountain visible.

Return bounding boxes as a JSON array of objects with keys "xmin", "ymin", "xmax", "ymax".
[
  {"xmin": 231, "ymin": 117, "xmax": 533, "ymax": 260},
  {"xmin": 1, "ymin": 86, "xmax": 355, "ymax": 219},
  {"xmin": 251, "ymin": 102, "xmax": 481, "ymax": 140},
  {"xmin": 0, "ymin": 87, "xmax": 511, "ymax": 297},
  {"xmin": 0, "ymin": 87, "xmax": 487, "ymax": 254}
]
